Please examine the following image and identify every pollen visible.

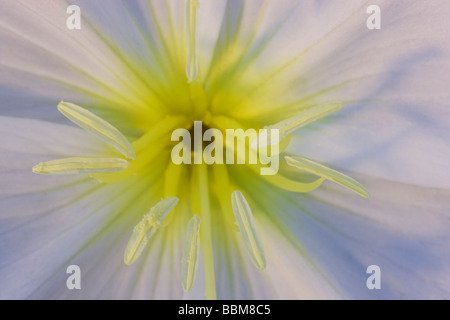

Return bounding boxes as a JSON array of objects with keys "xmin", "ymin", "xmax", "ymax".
[{"xmin": 124, "ymin": 197, "xmax": 179, "ymax": 265}]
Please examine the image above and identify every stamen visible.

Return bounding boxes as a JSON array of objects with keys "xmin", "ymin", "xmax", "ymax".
[
  {"xmin": 124, "ymin": 197, "xmax": 179, "ymax": 265},
  {"xmin": 32, "ymin": 157, "xmax": 129, "ymax": 175},
  {"xmin": 253, "ymin": 103, "xmax": 342, "ymax": 148},
  {"xmin": 250, "ymin": 129, "xmax": 279, "ymax": 150},
  {"xmin": 263, "ymin": 173, "xmax": 325, "ymax": 193},
  {"xmin": 285, "ymin": 156, "xmax": 369, "ymax": 198},
  {"xmin": 58, "ymin": 101, "xmax": 136, "ymax": 160},
  {"xmin": 231, "ymin": 190, "xmax": 266, "ymax": 270},
  {"xmin": 181, "ymin": 214, "xmax": 201, "ymax": 293},
  {"xmin": 186, "ymin": 0, "xmax": 200, "ymax": 83}
]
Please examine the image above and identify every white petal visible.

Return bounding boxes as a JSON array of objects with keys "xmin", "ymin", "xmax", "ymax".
[
  {"xmin": 287, "ymin": 46, "xmax": 450, "ymax": 188},
  {"xmin": 308, "ymin": 178, "xmax": 450, "ymax": 299},
  {"xmin": 0, "ymin": 116, "xmax": 184, "ymax": 299},
  {"xmin": 260, "ymin": 223, "xmax": 342, "ymax": 299},
  {"xmin": 0, "ymin": 117, "xmax": 116, "ymax": 196},
  {"xmin": 199, "ymin": 0, "xmax": 450, "ymax": 191},
  {"xmin": 0, "ymin": 1, "xmax": 121, "ymax": 119},
  {"xmin": 244, "ymin": 171, "xmax": 450, "ymax": 299},
  {"xmin": 212, "ymin": 205, "xmax": 338, "ymax": 299},
  {"xmin": 213, "ymin": 221, "xmax": 274, "ymax": 299},
  {"xmin": 0, "ymin": 0, "xmax": 166, "ymax": 134},
  {"xmin": 265, "ymin": 1, "xmax": 450, "ymax": 189}
]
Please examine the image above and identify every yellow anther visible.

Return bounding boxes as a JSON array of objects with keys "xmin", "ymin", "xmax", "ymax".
[
  {"xmin": 231, "ymin": 190, "xmax": 266, "ymax": 270},
  {"xmin": 124, "ymin": 197, "xmax": 179, "ymax": 265},
  {"xmin": 32, "ymin": 157, "xmax": 129, "ymax": 175},
  {"xmin": 181, "ymin": 214, "xmax": 201, "ymax": 293},
  {"xmin": 285, "ymin": 156, "xmax": 369, "ymax": 198},
  {"xmin": 58, "ymin": 101, "xmax": 136, "ymax": 160}
]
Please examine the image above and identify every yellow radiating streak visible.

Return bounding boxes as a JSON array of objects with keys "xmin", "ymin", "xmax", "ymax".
[
  {"xmin": 194, "ymin": 164, "xmax": 217, "ymax": 300},
  {"xmin": 212, "ymin": 164, "xmax": 239, "ymax": 230},
  {"xmin": 186, "ymin": 0, "xmax": 200, "ymax": 83}
]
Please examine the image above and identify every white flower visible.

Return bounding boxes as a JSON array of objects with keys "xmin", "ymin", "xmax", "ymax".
[{"xmin": 1, "ymin": 0, "xmax": 450, "ymax": 299}]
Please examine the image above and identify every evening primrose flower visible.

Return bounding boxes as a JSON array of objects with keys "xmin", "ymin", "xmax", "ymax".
[{"xmin": 1, "ymin": 0, "xmax": 450, "ymax": 300}]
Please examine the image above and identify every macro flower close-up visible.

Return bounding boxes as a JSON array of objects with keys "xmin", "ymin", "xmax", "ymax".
[{"xmin": 1, "ymin": 0, "xmax": 450, "ymax": 300}]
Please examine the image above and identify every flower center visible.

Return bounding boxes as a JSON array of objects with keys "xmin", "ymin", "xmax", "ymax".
[{"xmin": 31, "ymin": 0, "xmax": 370, "ymax": 300}]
